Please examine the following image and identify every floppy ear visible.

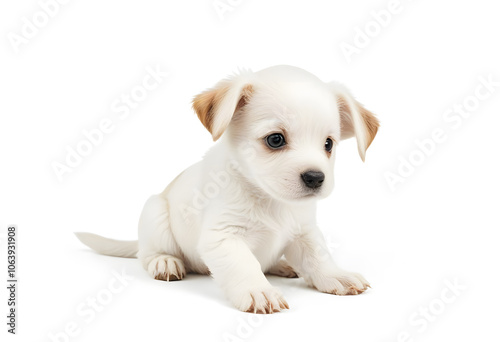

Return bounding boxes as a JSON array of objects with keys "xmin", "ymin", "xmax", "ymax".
[
  {"xmin": 192, "ymin": 73, "xmax": 254, "ymax": 141},
  {"xmin": 333, "ymin": 84, "xmax": 379, "ymax": 161}
]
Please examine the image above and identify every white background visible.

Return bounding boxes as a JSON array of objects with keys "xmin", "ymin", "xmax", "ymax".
[{"xmin": 1, "ymin": 0, "xmax": 499, "ymax": 341}]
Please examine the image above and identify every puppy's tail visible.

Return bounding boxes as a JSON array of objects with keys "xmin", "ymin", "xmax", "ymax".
[{"xmin": 75, "ymin": 232, "xmax": 138, "ymax": 258}]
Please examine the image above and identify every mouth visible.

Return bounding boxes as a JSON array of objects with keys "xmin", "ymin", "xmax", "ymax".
[{"xmin": 299, "ymin": 189, "xmax": 322, "ymax": 199}]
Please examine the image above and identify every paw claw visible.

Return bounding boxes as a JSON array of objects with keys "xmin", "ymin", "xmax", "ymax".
[
  {"xmin": 147, "ymin": 255, "xmax": 186, "ymax": 281},
  {"xmin": 240, "ymin": 287, "xmax": 288, "ymax": 314},
  {"xmin": 314, "ymin": 270, "xmax": 370, "ymax": 296}
]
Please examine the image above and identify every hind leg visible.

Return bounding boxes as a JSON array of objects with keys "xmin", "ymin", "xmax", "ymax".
[
  {"xmin": 267, "ymin": 259, "xmax": 298, "ymax": 278},
  {"xmin": 138, "ymin": 194, "xmax": 187, "ymax": 281}
]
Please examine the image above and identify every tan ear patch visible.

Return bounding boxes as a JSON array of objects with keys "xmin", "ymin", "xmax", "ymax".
[
  {"xmin": 192, "ymin": 83, "xmax": 254, "ymax": 140},
  {"xmin": 236, "ymin": 84, "xmax": 254, "ymax": 111},
  {"xmin": 359, "ymin": 104, "xmax": 379, "ymax": 149},
  {"xmin": 192, "ymin": 84, "xmax": 230, "ymax": 134},
  {"xmin": 337, "ymin": 94, "xmax": 380, "ymax": 160}
]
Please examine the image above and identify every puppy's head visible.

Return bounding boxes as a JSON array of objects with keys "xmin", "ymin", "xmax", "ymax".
[{"xmin": 193, "ymin": 65, "xmax": 379, "ymax": 202}]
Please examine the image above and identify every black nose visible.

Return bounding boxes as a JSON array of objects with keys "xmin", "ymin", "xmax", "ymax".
[{"xmin": 301, "ymin": 171, "xmax": 325, "ymax": 189}]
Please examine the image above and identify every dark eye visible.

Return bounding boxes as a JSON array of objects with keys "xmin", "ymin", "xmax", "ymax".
[
  {"xmin": 325, "ymin": 138, "xmax": 333, "ymax": 152},
  {"xmin": 266, "ymin": 133, "xmax": 286, "ymax": 149}
]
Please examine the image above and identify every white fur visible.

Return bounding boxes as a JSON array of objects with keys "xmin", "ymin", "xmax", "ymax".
[{"xmin": 76, "ymin": 65, "xmax": 376, "ymax": 313}]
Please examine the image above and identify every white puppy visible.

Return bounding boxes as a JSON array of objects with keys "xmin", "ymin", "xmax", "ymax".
[{"xmin": 76, "ymin": 65, "xmax": 379, "ymax": 313}]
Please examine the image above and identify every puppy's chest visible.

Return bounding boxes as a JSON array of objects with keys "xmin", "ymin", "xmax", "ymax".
[{"xmin": 230, "ymin": 201, "xmax": 301, "ymax": 248}]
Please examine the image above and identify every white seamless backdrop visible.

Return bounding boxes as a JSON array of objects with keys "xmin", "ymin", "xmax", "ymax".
[{"xmin": 1, "ymin": 0, "xmax": 499, "ymax": 341}]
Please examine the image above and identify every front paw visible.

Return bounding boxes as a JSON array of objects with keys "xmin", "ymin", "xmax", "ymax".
[
  {"xmin": 312, "ymin": 270, "xmax": 370, "ymax": 295},
  {"xmin": 228, "ymin": 286, "xmax": 289, "ymax": 314}
]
